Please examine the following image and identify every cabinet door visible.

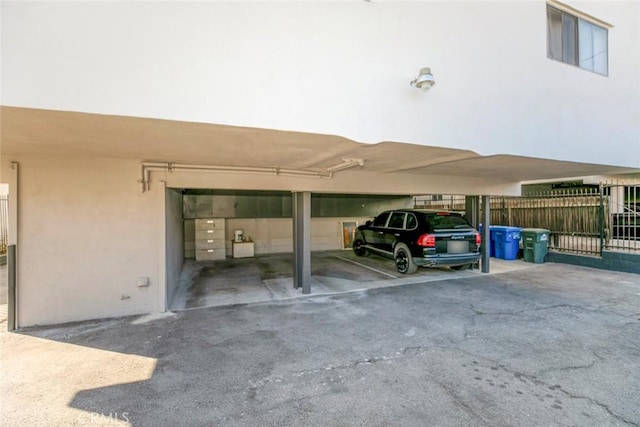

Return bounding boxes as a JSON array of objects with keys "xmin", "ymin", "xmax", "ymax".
[
  {"xmin": 196, "ymin": 249, "xmax": 225, "ymax": 261},
  {"xmin": 195, "ymin": 229, "xmax": 225, "ymax": 241},
  {"xmin": 195, "ymin": 218, "xmax": 225, "ymax": 230}
]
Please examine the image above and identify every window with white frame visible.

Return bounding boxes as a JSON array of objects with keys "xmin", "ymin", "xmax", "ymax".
[{"xmin": 547, "ymin": 4, "xmax": 608, "ymax": 75}]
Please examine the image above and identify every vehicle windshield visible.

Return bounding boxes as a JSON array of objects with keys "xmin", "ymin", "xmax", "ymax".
[{"xmin": 427, "ymin": 213, "xmax": 472, "ymax": 230}]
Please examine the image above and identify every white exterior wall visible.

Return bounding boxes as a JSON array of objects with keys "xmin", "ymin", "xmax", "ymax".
[
  {"xmin": 2, "ymin": 1, "xmax": 639, "ymax": 168},
  {"xmin": 1, "ymin": 155, "xmax": 162, "ymax": 326}
]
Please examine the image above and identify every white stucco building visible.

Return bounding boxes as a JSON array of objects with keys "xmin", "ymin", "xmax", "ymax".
[{"xmin": 2, "ymin": 0, "xmax": 639, "ymax": 327}]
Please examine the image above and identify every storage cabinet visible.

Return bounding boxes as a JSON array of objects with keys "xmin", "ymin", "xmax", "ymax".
[
  {"xmin": 195, "ymin": 218, "xmax": 226, "ymax": 261},
  {"xmin": 232, "ymin": 242, "xmax": 255, "ymax": 258}
]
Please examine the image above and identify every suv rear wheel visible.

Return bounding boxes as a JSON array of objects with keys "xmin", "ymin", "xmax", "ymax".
[
  {"xmin": 394, "ymin": 243, "xmax": 417, "ymax": 274},
  {"xmin": 353, "ymin": 238, "xmax": 369, "ymax": 257}
]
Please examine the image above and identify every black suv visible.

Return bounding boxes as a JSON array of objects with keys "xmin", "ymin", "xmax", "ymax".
[{"xmin": 353, "ymin": 209, "xmax": 481, "ymax": 274}]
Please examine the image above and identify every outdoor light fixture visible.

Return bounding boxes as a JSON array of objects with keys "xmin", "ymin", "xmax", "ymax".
[{"xmin": 410, "ymin": 67, "xmax": 435, "ymax": 90}]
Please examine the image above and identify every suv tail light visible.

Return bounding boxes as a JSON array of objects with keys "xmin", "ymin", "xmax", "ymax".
[
  {"xmin": 417, "ymin": 233, "xmax": 436, "ymax": 247},
  {"xmin": 475, "ymin": 232, "xmax": 482, "ymax": 246}
]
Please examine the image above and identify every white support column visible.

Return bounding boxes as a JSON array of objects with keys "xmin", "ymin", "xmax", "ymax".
[
  {"xmin": 8, "ymin": 162, "xmax": 19, "ymax": 329},
  {"xmin": 158, "ymin": 181, "xmax": 167, "ymax": 312}
]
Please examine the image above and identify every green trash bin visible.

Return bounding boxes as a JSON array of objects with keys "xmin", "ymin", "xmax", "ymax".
[{"xmin": 521, "ymin": 228, "xmax": 550, "ymax": 263}]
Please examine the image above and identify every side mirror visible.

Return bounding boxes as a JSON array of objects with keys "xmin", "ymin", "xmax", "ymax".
[{"xmin": 365, "ymin": 220, "xmax": 372, "ymax": 226}]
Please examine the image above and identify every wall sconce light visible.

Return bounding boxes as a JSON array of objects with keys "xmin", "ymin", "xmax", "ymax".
[{"xmin": 410, "ymin": 67, "xmax": 435, "ymax": 90}]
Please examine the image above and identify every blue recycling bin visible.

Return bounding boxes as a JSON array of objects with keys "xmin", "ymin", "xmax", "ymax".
[{"xmin": 491, "ymin": 226, "xmax": 522, "ymax": 260}]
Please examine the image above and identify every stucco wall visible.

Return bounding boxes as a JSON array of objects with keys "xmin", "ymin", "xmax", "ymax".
[
  {"xmin": 2, "ymin": 1, "xmax": 638, "ymax": 168},
  {"xmin": 1, "ymin": 155, "xmax": 161, "ymax": 326}
]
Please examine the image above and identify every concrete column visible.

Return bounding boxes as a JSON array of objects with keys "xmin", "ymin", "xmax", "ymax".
[
  {"xmin": 292, "ymin": 192, "xmax": 311, "ymax": 294},
  {"xmin": 481, "ymin": 195, "xmax": 490, "ymax": 273},
  {"xmin": 7, "ymin": 162, "xmax": 19, "ymax": 329},
  {"xmin": 8, "ymin": 245, "xmax": 16, "ymax": 331},
  {"xmin": 158, "ymin": 182, "xmax": 167, "ymax": 313},
  {"xmin": 292, "ymin": 192, "xmax": 298, "ymax": 289}
]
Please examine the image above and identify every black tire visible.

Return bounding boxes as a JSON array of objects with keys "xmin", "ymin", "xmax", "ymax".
[
  {"xmin": 450, "ymin": 263, "xmax": 471, "ymax": 271},
  {"xmin": 394, "ymin": 243, "xmax": 418, "ymax": 274},
  {"xmin": 353, "ymin": 238, "xmax": 369, "ymax": 257}
]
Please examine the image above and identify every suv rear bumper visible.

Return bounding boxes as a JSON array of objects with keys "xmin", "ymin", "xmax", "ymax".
[{"xmin": 414, "ymin": 253, "xmax": 481, "ymax": 267}]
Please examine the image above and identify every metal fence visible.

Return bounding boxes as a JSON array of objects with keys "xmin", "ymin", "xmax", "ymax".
[
  {"xmin": 414, "ymin": 181, "xmax": 640, "ymax": 256},
  {"xmin": 0, "ymin": 195, "xmax": 8, "ymax": 256},
  {"xmin": 602, "ymin": 181, "xmax": 640, "ymax": 252}
]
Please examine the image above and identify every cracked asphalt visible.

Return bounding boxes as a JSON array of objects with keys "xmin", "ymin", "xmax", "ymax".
[{"xmin": 2, "ymin": 263, "xmax": 639, "ymax": 426}]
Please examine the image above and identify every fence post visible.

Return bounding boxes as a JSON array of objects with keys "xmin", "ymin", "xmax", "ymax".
[{"xmin": 599, "ymin": 183, "xmax": 604, "ymax": 256}]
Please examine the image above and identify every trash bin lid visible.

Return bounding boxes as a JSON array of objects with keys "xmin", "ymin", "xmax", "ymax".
[
  {"xmin": 522, "ymin": 228, "xmax": 550, "ymax": 242},
  {"xmin": 522, "ymin": 228, "xmax": 550, "ymax": 234}
]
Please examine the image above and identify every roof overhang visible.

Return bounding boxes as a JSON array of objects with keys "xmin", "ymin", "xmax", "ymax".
[{"xmin": 2, "ymin": 106, "xmax": 638, "ymax": 191}]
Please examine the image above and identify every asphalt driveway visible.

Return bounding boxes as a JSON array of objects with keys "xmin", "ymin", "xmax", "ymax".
[{"xmin": 2, "ymin": 263, "xmax": 639, "ymax": 426}]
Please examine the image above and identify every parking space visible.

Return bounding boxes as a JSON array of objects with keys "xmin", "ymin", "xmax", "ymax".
[
  {"xmin": 170, "ymin": 250, "xmax": 532, "ymax": 310},
  {"xmin": 3, "ymin": 263, "xmax": 639, "ymax": 426}
]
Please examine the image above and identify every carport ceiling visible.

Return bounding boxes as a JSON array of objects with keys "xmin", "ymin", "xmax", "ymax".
[{"xmin": 2, "ymin": 106, "xmax": 637, "ymax": 182}]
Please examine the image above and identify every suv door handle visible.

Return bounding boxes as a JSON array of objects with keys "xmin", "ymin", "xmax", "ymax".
[
  {"xmin": 378, "ymin": 231, "xmax": 384, "ymax": 235},
  {"xmin": 394, "ymin": 233, "xmax": 400, "ymax": 237}
]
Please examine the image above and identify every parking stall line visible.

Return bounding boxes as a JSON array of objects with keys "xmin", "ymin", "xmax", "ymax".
[{"xmin": 329, "ymin": 255, "xmax": 398, "ymax": 279}]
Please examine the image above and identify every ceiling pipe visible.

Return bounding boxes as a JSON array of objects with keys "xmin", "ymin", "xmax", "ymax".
[
  {"xmin": 140, "ymin": 158, "xmax": 366, "ymax": 192},
  {"xmin": 139, "ymin": 162, "xmax": 320, "ymax": 193}
]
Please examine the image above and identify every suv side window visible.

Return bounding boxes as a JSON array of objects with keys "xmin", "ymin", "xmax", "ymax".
[
  {"xmin": 388, "ymin": 212, "xmax": 406, "ymax": 229},
  {"xmin": 372, "ymin": 212, "xmax": 390, "ymax": 227},
  {"xmin": 406, "ymin": 213, "xmax": 417, "ymax": 230}
]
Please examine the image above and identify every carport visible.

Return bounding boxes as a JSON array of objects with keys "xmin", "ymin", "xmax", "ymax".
[{"xmin": 3, "ymin": 107, "xmax": 638, "ymax": 320}]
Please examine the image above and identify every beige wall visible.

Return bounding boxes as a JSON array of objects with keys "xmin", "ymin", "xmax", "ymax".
[
  {"xmin": 0, "ymin": 151, "xmax": 515, "ymax": 326},
  {"xmin": 1, "ymin": 154, "xmax": 161, "ymax": 326}
]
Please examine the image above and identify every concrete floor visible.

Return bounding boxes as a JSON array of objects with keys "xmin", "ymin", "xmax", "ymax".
[
  {"xmin": 170, "ymin": 250, "xmax": 533, "ymax": 310},
  {"xmin": 2, "ymin": 263, "xmax": 639, "ymax": 426}
]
